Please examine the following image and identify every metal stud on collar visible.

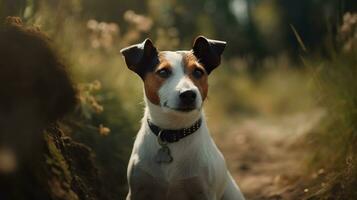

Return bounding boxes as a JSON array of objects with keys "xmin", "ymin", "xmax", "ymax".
[{"xmin": 148, "ymin": 118, "xmax": 202, "ymax": 143}]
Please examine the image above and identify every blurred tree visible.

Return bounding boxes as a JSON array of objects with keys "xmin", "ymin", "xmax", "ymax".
[
  {"xmin": 146, "ymin": 0, "xmax": 253, "ymax": 57},
  {"xmin": 4, "ymin": 0, "xmax": 357, "ymax": 70},
  {"xmin": 277, "ymin": 0, "xmax": 336, "ymax": 58},
  {"xmin": 81, "ymin": 0, "xmax": 148, "ymax": 32},
  {"xmin": 0, "ymin": 0, "xmax": 27, "ymax": 20},
  {"xmin": 277, "ymin": 0, "xmax": 357, "ymax": 59}
]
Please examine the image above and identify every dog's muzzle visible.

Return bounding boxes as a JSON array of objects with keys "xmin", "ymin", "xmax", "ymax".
[{"xmin": 177, "ymin": 90, "xmax": 197, "ymax": 111}]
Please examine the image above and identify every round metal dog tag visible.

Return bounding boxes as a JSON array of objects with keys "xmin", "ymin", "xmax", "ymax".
[{"xmin": 155, "ymin": 146, "xmax": 173, "ymax": 163}]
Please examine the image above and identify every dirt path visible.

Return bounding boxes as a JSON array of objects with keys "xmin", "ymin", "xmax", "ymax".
[{"xmin": 213, "ymin": 110, "xmax": 324, "ymax": 200}]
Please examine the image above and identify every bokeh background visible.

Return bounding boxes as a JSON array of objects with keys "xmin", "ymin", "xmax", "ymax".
[{"xmin": 0, "ymin": 0, "xmax": 357, "ymax": 199}]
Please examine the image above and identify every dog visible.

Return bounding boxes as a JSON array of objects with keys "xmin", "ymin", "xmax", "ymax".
[{"xmin": 120, "ymin": 36, "xmax": 245, "ymax": 200}]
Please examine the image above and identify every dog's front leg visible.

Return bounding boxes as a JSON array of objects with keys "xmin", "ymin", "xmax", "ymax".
[
  {"xmin": 126, "ymin": 191, "xmax": 132, "ymax": 200},
  {"xmin": 127, "ymin": 164, "xmax": 168, "ymax": 200},
  {"xmin": 221, "ymin": 172, "xmax": 245, "ymax": 200}
]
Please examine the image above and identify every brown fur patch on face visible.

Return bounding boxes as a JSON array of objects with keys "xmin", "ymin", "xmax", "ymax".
[
  {"xmin": 143, "ymin": 53, "xmax": 171, "ymax": 105},
  {"xmin": 182, "ymin": 52, "xmax": 208, "ymax": 101}
]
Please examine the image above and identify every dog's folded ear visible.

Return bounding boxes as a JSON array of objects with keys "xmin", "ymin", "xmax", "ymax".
[
  {"xmin": 192, "ymin": 36, "xmax": 226, "ymax": 74},
  {"xmin": 120, "ymin": 38, "xmax": 158, "ymax": 78}
]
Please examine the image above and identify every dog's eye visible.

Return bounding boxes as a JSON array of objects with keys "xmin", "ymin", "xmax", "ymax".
[
  {"xmin": 156, "ymin": 68, "xmax": 171, "ymax": 78},
  {"xmin": 192, "ymin": 68, "xmax": 205, "ymax": 79}
]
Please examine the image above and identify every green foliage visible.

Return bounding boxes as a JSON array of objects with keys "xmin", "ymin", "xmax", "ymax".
[
  {"xmin": 21, "ymin": 2, "xmax": 151, "ymax": 198},
  {"xmin": 309, "ymin": 52, "xmax": 357, "ymax": 167},
  {"xmin": 8, "ymin": 0, "xmax": 356, "ymax": 198},
  {"xmin": 304, "ymin": 12, "xmax": 357, "ymax": 199},
  {"xmin": 14, "ymin": 0, "xmax": 355, "ymax": 62},
  {"xmin": 0, "ymin": 0, "xmax": 27, "ymax": 20},
  {"xmin": 44, "ymin": 133, "xmax": 79, "ymax": 200}
]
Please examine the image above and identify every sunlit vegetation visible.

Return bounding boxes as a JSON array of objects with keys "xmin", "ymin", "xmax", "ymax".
[
  {"xmin": 302, "ymin": 13, "xmax": 357, "ymax": 199},
  {"xmin": 0, "ymin": 0, "xmax": 356, "ymax": 199}
]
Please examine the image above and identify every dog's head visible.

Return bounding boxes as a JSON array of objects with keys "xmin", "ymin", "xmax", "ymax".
[{"xmin": 120, "ymin": 36, "xmax": 226, "ymax": 114}]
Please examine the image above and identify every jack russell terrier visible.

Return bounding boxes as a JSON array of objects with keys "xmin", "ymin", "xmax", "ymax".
[{"xmin": 120, "ymin": 36, "xmax": 245, "ymax": 200}]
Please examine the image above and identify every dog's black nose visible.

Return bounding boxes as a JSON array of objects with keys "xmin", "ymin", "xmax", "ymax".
[{"xmin": 179, "ymin": 90, "xmax": 197, "ymax": 105}]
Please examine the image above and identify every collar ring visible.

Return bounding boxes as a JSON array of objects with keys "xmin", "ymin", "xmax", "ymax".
[{"xmin": 157, "ymin": 130, "xmax": 167, "ymax": 146}]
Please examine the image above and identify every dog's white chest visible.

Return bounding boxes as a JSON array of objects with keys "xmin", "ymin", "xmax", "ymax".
[
  {"xmin": 128, "ymin": 166, "xmax": 214, "ymax": 200},
  {"xmin": 126, "ymin": 122, "xmax": 227, "ymax": 200},
  {"xmin": 128, "ymin": 154, "xmax": 225, "ymax": 200}
]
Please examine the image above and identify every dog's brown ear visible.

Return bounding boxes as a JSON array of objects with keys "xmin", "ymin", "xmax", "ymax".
[
  {"xmin": 192, "ymin": 36, "xmax": 226, "ymax": 74},
  {"xmin": 120, "ymin": 38, "xmax": 158, "ymax": 78}
]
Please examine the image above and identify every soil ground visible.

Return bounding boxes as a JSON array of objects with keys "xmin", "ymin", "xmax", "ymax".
[{"xmin": 213, "ymin": 110, "xmax": 325, "ymax": 200}]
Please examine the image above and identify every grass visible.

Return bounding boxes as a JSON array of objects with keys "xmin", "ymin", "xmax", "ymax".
[
  {"xmin": 303, "ymin": 52, "xmax": 357, "ymax": 199},
  {"xmin": 301, "ymin": 13, "xmax": 357, "ymax": 199},
  {"xmin": 206, "ymin": 55, "xmax": 315, "ymax": 128}
]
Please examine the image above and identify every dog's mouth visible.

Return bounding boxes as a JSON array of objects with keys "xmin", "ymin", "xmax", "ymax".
[{"xmin": 163, "ymin": 102, "xmax": 197, "ymax": 113}]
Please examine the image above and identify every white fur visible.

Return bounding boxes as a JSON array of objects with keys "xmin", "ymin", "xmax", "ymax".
[
  {"xmin": 158, "ymin": 51, "xmax": 202, "ymax": 116},
  {"xmin": 126, "ymin": 52, "xmax": 245, "ymax": 200}
]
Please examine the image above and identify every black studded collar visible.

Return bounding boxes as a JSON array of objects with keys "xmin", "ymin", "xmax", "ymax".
[{"xmin": 147, "ymin": 118, "xmax": 202, "ymax": 143}]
